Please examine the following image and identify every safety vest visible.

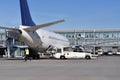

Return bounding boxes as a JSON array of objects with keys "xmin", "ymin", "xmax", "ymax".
[{"xmin": 25, "ymin": 49, "xmax": 29, "ymax": 55}]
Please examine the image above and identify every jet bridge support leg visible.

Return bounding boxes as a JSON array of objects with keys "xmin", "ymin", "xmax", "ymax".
[{"xmin": 7, "ymin": 47, "xmax": 11, "ymax": 58}]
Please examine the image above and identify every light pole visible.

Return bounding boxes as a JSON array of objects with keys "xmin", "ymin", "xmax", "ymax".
[{"xmin": 93, "ymin": 29, "xmax": 96, "ymax": 55}]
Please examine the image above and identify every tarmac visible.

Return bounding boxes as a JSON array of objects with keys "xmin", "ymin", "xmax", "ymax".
[{"xmin": 0, "ymin": 56, "xmax": 120, "ymax": 80}]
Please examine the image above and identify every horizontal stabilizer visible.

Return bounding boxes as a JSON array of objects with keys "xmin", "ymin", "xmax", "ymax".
[
  {"xmin": 24, "ymin": 19, "xmax": 65, "ymax": 31},
  {"xmin": 0, "ymin": 26, "xmax": 19, "ymax": 31}
]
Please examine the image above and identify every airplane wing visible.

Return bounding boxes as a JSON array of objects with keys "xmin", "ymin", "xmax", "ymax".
[
  {"xmin": 24, "ymin": 19, "xmax": 65, "ymax": 31},
  {"xmin": 0, "ymin": 26, "xmax": 19, "ymax": 31}
]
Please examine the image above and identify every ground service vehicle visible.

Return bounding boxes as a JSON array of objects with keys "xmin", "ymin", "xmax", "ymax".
[{"xmin": 53, "ymin": 46, "xmax": 95, "ymax": 59}]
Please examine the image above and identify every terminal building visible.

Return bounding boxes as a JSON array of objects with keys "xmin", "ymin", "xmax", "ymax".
[
  {"xmin": 0, "ymin": 29, "xmax": 120, "ymax": 57},
  {"xmin": 0, "ymin": 30, "xmax": 26, "ymax": 58},
  {"xmin": 54, "ymin": 29, "xmax": 120, "ymax": 53}
]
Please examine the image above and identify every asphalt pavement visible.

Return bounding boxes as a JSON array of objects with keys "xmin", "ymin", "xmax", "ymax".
[{"xmin": 0, "ymin": 56, "xmax": 120, "ymax": 80}]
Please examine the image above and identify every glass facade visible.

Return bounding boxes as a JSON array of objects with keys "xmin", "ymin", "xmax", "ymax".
[
  {"xmin": 0, "ymin": 30, "xmax": 26, "ymax": 57},
  {"xmin": 0, "ymin": 32, "xmax": 6, "ymax": 45},
  {"xmin": 54, "ymin": 29, "xmax": 120, "ymax": 47}
]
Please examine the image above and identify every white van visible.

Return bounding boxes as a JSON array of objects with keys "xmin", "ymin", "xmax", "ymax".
[
  {"xmin": 116, "ymin": 52, "xmax": 120, "ymax": 55},
  {"xmin": 53, "ymin": 46, "xmax": 95, "ymax": 59}
]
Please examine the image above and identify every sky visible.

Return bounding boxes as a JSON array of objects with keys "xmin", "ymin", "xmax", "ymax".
[{"xmin": 0, "ymin": 0, "xmax": 120, "ymax": 30}]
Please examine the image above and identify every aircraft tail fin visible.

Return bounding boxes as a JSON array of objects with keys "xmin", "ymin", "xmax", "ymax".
[{"xmin": 20, "ymin": 0, "xmax": 36, "ymax": 26}]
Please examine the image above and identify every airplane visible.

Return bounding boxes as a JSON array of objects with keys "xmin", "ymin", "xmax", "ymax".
[{"xmin": 0, "ymin": 0, "xmax": 69, "ymax": 54}]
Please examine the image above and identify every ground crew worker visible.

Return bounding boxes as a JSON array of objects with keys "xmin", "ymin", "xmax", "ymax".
[{"xmin": 25, "ymin": 48, "xmax": 31, "ymax": 61}]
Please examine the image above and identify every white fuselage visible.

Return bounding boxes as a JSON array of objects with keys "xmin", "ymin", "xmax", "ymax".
[{"xmin": 20, "ymin": 27, "xmax": 69, "ymax": 52}]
